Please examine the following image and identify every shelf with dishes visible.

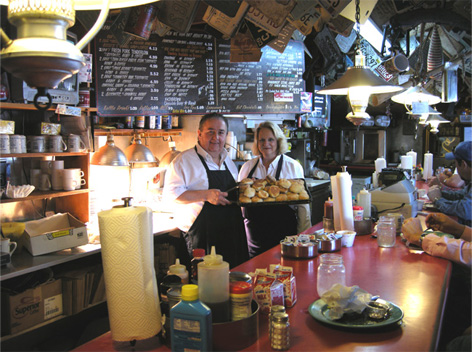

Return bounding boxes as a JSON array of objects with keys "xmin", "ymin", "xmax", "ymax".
[
  {"xmin": 93, "ymin": 128, "xmax": 182, "ymax": 137},
  {"xmin": 0, "ymin": 102, "xmax": 97, "ymax": 113},
  {"xmin": 0, "ymin": 152, "xmax": 89, "ymax": 158},
  {"xmin": 1, "ymin": 188, "xmax": 89, "ymax": 204}
]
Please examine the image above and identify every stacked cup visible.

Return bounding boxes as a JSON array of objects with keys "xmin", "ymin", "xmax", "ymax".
[
  {"xmin": 51, "ymin": 160, "xmax": 65, "ymax": 191},
  {"xmin": 63, "ymin": 168, "xmax": 86, "ymax": 191}
]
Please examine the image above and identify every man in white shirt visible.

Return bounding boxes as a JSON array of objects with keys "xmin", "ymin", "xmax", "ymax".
[{"xmin": 163, "ymin": 113, "xmax": 249, "ymax": 268}]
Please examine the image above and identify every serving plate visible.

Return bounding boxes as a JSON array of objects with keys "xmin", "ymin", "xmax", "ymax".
[
  {"xmin": 308, "ymin": 299, "xmax": 404, "ymax": 329},
  {"xmin": 237, "ymin": 178, "xmax": 312, "ymax": 207}
]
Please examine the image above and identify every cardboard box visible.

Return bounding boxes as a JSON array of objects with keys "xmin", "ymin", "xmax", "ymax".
[
  {"xmin": 23, "ymin": 213, "xmax": 88, "ymax": 256},
  {"xmin": 2, "ymin": 279, "xmax": 63, "ymax": 335}
]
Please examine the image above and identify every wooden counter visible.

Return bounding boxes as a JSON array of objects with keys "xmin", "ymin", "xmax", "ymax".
[{"xmin": 74, "ymin": 221, "xmax": 452, "ymax": 352}]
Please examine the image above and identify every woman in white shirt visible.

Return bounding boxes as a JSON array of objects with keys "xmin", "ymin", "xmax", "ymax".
[{"xmin": 238, "ymin": 121, "xmax": 311, "ymax": 257}]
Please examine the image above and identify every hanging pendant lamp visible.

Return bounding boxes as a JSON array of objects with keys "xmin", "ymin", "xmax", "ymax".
[
  {"xmin": 125, "ymin": 134, "xmax": 159, "ymax": 168},
  {"xmin": 316, "ymin": 0, "xmax": 403, "ymax": 126},
  {"xmin": 91, "ymin": 134, "xmax": 129, "ymax": 166}
]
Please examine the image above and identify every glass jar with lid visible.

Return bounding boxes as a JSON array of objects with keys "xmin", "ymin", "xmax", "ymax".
[{"xmin": 317, "ymin": 254, "xmax": 346, "ymax": 296}]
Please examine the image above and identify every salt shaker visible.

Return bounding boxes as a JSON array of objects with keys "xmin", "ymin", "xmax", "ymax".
[
  {"xmin": 269, "ymin": 305, "xmax": 286, "ymax": 340},
  {"xmin": 270, "ymin": 312, "xmax": 290, "ymax": 350}
]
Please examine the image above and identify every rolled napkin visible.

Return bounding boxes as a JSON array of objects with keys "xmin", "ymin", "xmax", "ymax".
[{"xmin": 320, "ymin": 284, "xmax": 372, "ymax": 320}]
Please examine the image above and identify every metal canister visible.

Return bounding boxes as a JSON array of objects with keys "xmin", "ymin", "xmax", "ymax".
[
  {"xmin": 155, "ymin": 115, "xmax": 163, "ymax": 130},
  {"xmin": 135, "ymin": 116, "xmax": 145, "ymax": 129},
  {"xmin": 162, "ymin": 115, "xmax": 172, "ymax": 130},
  {"xmin": 146, "ymin": 115, "xmax": 156, "ymax": 129},
  {"xmin": 124, "ymin": 116, "xmax": 134, "ymax": 129}
]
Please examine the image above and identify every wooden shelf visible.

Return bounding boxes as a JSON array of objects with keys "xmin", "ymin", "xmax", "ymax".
[
  {"xmin": 0, "ymin": 152, "xmax": 89, "ymax": 158},
  {"xmin": 0, "ymin": 102, "xmax": 97, "ymax": 113},
  {"xmin": 94, "ymin": 128, "xmax": 182, "ymax": 137},
  {"xmin": 1, "ymin": 189, "xmax": 89, "ymax": 204}
]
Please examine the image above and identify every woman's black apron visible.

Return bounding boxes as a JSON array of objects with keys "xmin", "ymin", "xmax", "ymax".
[
  {"xmin": 242, "ymin": 155, "xmax": 297, "ymax": 257},
  {"xmin": 183, "ymin": 147, "xmax": 249, "ymax": 268}
]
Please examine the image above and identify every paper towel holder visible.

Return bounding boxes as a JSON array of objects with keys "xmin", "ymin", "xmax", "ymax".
[{"xmin": 121, "ymin": 197, "xmax": 133, "ymax": 207}]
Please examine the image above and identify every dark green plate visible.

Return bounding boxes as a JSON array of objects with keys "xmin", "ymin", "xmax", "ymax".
[{"xmin": 308, "ymin": 299, "xmax": 404, "ymax": 329}]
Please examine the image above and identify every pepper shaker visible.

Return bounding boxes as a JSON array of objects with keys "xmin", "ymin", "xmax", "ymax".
[{"xmin": 270, "ymin": 312, "xmax": 290, "ymax": 350}]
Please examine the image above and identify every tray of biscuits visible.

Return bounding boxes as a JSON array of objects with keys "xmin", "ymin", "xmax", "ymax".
[{"xmin": 237, "ymin": 176, "xmax": 312, "ymax": 206}]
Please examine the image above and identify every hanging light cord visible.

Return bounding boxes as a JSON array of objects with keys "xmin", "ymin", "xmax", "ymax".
[{"xmin": 354, "ymin": 0, "xmax": 361, "ymax": 56}]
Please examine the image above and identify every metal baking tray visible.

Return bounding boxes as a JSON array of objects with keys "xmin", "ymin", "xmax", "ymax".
[{"xmin": 237, "ymin": 178, "xmax": 312, "ymax": 207}]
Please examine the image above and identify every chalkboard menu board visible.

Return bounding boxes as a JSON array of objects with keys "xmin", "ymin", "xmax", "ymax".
[{"xmin": 94, "ymin": 24, "xmax": 305, "ymax": 116}]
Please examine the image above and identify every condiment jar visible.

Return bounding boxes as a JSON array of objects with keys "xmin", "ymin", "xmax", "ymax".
[
  {"xmin": 191, "ymin": 248, "xmax": 205, "ymax": 284},
  {"xmin": 167, "ymin": 258, "xmax": 189, "ymax": 284},
  {"xmin": 269, "ymin": 305, "xmax": 286, "ymax": 340},
  {"xmin": 198, "ymin": 246, "xmax": 230, "ymax": 323},
  {"xmin": 376, "ymin": 216, "xmax": 396, "ymax": 248},
  {"xmin": 230, "ymin": 281, "xmax": 253, "ymax": 321},
  {"xmin": 316, "ymin": 254, "xmax": 346, "ymax": 297},
  {"xmin": 270, "ymin": 312, "xmax": 290, "ymax": 350},
  {"xmin": 357, "ymin": 188, "xmax": 371, "ymax": 218}
]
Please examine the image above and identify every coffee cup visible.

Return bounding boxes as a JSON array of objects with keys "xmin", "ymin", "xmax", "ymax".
[
  {"xmin": 27, "ymin": 135, "xmax": 46, "ymax": 153},
  {"xmin": 51, "ymin": 160, "xmax": 64, "ymax": 170},
  {"xmin": 40, "ymin": 160, "xmax": 53, "ymax": 175},
  {"xmin": 337, "ymin": 230, "xmax": 356, "ymax": 247},
  {"xmin": 0, "ymin": 134, "xmax": 10, "ymax": 154},
  {"xmin": 387, "ymin": 213, "xmax": 404, "ymax": 233},
  {"xmin": 1, "ymin": 238, "xmax": 17, "ymax": 256},
  {"xmin": 30, "ymin": 168, "xmax": 42, "ymax": 189},
  {"xmin": 51, "ymin": 169, "xmax": 64, "ymax": 191},
  {"xmin": 9, "ymin": 135, "xmax": 24, "ymax": 154},
  {"xmin": 383, "ymin": 53, "xmax": 409, "ymax": 74},
  {"xmin": 63, "ymin": 176, "xmax": 78, "ymax": 191},
  {"xmin": 67, "ymin": 134, "xmax": 86, "ymax": 152},
  {"xmin": 47, "ymin": 135, "xmax": 67, "ymax": 153},
  {"xmin": 39, "ymin": 173, "xmax": 51, "ymax": 191},
  {"xmin": 20, "ymin": 135, "xmax": 27, "ymax": 153}
]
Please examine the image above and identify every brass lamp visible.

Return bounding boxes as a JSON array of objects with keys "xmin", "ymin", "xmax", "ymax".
[
  {"xmin": 0, "ymin": 0, "xmax": 157, "ymax": 109},
  {"xmin": 391, "ymin": 85, "xmax": 441, "ymax": 107}
]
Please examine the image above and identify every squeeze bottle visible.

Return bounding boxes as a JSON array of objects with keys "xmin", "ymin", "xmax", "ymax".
[
  {"xmin": 170, "ymin": 284, "xmax": 212, "ymax": 352},
  {"xmin": 167, "ymin": 258, "xmax": 189, "ymax": 284},
  {"xmin": 198, "ymin": 246, "xmax": 230, "ymax": 323},
  {"xmin": 357, "ymin": 188, "xmax": 371, "ymax": 218},
  {"xmin": 191, "ymin": 248, "xmax": 205, "ymax": 284}
]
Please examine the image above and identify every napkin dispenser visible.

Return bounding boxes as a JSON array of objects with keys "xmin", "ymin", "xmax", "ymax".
[{"xmin": 371, "ymin": 179, "xmax": 417, "ymax": 219}]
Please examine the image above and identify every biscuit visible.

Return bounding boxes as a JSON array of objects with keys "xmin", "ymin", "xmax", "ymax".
[
  {"xmin": 244, "ymin": 187, "xmax": 255, "ymax": 198},
  {"xmin": 239, "ymin": 196, "xmax": 252, "ymax": 203},
  {"xmin": 289, "ymin": 183, "xmax": 303, "ymax": 194},
  {"xmin": 253, "ymin": 179, "xmax": 267, "ymax": 191},
  {"xmin": 266, "ymin": 175, "xmax": 277, "ymax": 185},
  {"xmin": 252, "ymin": 196, "xmax": 263, "ymax": 203},
  {"xmin": 268, "ymin": 185, "xmax": 280, "ymax": 198},
  {"xmin": 275, "ymin": 194, "xmax": 288, "ymax": 202},
  {"xmin": 264, "ymin": 197, "xmax": 276, "ymax": 202},
  {"xmin": 277, "ymin": 178, "xmax": 291, "ymax": 189},
  {"xmin": 240, "ymin": 178, "xmax": 254, "ymax": 186},
  {"xmin": 299, "ymin": 191, "xmax": 310, "ymax": 200},
  {"xmin": 287, "ymin": 193, "xmax": 299, "ymax": 201},
  {"xmin": 257, "ymin": 190, "xmax": 269, "ymax": 199}
]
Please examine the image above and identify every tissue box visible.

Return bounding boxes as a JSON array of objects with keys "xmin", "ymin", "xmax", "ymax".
[
  {"xmin": 40, "ymin": 122, "xmax": 61, "ymax": 135},
  {"xmin": 23, "ymin": 213, "xmax": 88, "ymax": 256},
  {"xmin": 1, "ymin": 279, "xmax": 63, "ymax": 335}
]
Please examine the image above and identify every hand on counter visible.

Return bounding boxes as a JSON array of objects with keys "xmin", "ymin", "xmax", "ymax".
[{"xmin": 402, "ymin": 217, "xmax": 423, "ymax": 246}]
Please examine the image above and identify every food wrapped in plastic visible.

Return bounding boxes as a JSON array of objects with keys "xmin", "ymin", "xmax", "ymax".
[{"xmin": 320, "ymin": 284, "xmax": 372, "ymax": 320}]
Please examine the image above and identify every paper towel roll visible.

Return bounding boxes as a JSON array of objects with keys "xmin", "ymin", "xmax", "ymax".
[
  {"xmin": 375, "ymin": 158, "xmax": 386, "ymax": 173},
  {"xmin": 401, "ymin": 155, "xmax": 413, "ymax": 170},
  {"xmin": 423, "ymin": 153, "xmax": 433, "ymax": 180},
  {"xmin": 98, "ymin": 206, "xmax": 162, "ymax": 342},
  {"xmin": 407, "ymin": 150, "xmax": 417, "ymax": 168},
  {"xmin": 330, "ymin": 171, "xmax": 354, "ymax": 232}
]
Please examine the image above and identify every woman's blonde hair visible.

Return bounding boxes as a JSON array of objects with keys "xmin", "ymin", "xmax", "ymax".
[{"xmin": 252, "ymin": 121, "xmax": 289, "ymax": 156}]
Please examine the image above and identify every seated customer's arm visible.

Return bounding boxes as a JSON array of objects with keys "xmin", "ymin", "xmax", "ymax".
[
  {"xmin": 422, "ymin": 233, "xmax": 472, "ymax": 268},
  {"xmin": 434, "ymin": 192, "xmax": 472, "ymax": 224}
]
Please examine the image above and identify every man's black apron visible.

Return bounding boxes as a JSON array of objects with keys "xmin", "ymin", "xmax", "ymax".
[
  {"xmin": 242, "ymin": 155, "xmax": 297, "ymax": 257},
  {"xmin": 183, "ymin": 147, "xmax": 249, "ymax": 268}
]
